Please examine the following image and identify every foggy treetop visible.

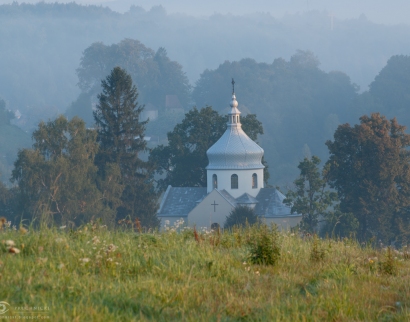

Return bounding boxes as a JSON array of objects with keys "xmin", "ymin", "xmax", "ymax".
[{"xmin": 1, "ymin": 2, "xmax": 410, "ymax": 113}]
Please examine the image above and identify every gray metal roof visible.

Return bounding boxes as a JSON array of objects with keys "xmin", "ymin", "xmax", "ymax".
[
  {"xmin": 157, "ymin": 186, "xmax": 207, "ymax": 217},
  {"xmin": 157, "ymin": 186, "xmax": 300, "ymax": 219},
  {"xmin": 206, "ymin": 92, "xmax": 264, "ymax": 170},
  {"xmin": 206, "ymin": 125, "xmax": 265, "ymax": 170},
  {"xmin": 218, "ymin": 189, "xmax": 238, "ymax": 206},
  {"xmin": 255, "ymin": 188, "xmax": 299, "ymax": 218},
  {"xmin": 236, "ymin": 193, "xmax": 259, "ymax": 204}
]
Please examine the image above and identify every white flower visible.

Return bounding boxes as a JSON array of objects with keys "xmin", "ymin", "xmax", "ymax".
[
  {"xmin": 106, "ymin": 258, "xmax": 113, "ymax": 262},
  {"xmin": 255, "ymin": 271, "xmax": 260, "ymax": 276},
  {"xmin": 5, "ymin": 240, "xmax": 15, "ymax": 247},
  {"xmin": 106, "ymin": 244, "xmax": 117, "ymax": 253},
  {"xmin": 79, "ymin": 258, "xmax": 90, "ymax": 263},
  {"xmin": 59, "ymin": 225, "xmax": 67, "ymax": 229},
  {"xmin": 164, "ymin": 220, "xmax": 170, "ymax": 226}
]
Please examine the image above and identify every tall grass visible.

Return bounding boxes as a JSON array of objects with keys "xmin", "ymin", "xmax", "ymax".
[{"xmin": 0, "ymin": 222, "xmax": 409, "ymax": 321}]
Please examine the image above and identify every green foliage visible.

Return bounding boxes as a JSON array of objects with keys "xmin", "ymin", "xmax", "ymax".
[
  {"xmin": 378, "ymin": 247, "xmax": 398, "ymax": 275},
  {"xmin": 77, "ymin": 39, "xmax": 191, "ymax": 110},
  {"xmin": 326, "ymin": 113, "xmax": 410, "ymax": 243},
  {"xmin": 150, "ymin": 106, "xmax": 267, "ymax": 190},
  {"xmin": 310, "ymin": 235, "xmax": 326, "ymax": 262},
  {"xmin": 94, "ymin": 67, "xmax": 159, "ymax": 228},
  {"xmin": 65, "ymin": 92, "xmax": 93, "ymax": 127},
  {"xmin": 11, "ymin": 116, "xmax": 112, "ymax": 225},
  {"xmin": 247, "ymin": 224, "xmax": 281, "ymax": 266},
  {"xmin": 284, "ymin": 156, "xmax": 338, "ymax": 233},
  {"xmin": 224, "ymin": 205, "xmax": 259, "ymax": 229},
  {"xmin": 321, "ymin": 206, "xmax": 359, "ymax": 238}
]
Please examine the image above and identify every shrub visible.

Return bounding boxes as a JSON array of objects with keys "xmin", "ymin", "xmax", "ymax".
[
  {"xmin": 224, "ymin": 205, "xmax": 259, "ymax": 229},
  {"xmin": 247, "ymin": 224, "xmax": 280, "ymax": 266}
]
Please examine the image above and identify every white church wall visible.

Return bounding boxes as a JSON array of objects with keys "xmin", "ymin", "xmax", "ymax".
[
  {"xmin": 206, "ymin": 168, "xmax": 264, "ymax": 198},
  {"xmin": 188, "ymin": 190, "xmax": 235, "ymax": 229}
]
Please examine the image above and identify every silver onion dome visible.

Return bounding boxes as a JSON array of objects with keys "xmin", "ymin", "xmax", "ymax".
[{"xmin": 206, "ymin": 91, "xmax": 265, "ymax": 170}]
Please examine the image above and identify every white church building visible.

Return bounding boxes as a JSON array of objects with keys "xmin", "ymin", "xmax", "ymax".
[{"xmin": 157, "ymin": 86, "xmax": 302, "ymax": 230}]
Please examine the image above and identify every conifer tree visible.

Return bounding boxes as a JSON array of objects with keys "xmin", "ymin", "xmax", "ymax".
[{"xmin": 94, "ymin": 67, "xmax": 159, "ymax": 228}]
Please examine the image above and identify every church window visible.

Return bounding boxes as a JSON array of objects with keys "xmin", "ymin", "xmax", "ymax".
[
  {"xmin": 231, "ymin": 174, "xmax": 238, "ymax": 189},
  {"xmin": 212, "ymin": 174, "xmax": 218, "ymax": 189},
  {"xmin": 252, "ymin": 173, "xmax": 258, "ymax": 189}
]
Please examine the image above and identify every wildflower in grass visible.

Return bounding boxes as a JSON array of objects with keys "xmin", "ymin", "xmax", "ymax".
[
  {"xmin": 58, "ymin": 263, "xmax": 65, "ymax": 269},
  {"xmin": 8, "ymin": 247, "xmax": 20, "ymax": 254},
  {"xmin": 255, "ymin": 271, "xmax": 260, "ymax": 276},
  {"xmin": 92, "ymin": 236, "xmax": 100, "ymax": 244},
  {"xmin": 59, "ymin": 225, "xmax": 67, "ymax": 229},
  {"xmin": 0, "ymin": 217, "xmax": 6, "ymax": 229},
  {"xmin": 5, "ymin": 240, "xmax": 15, "ymax": 247},
  {"xmin": 194, "ymin": 226, "xmax": 201, "ymax": 244},
  {"xmin": 20, "ymin": 227, "xmax": 28, "ymax": 234},
  {"xmin": 55, "ymin": 238, "xmax": 64, "ymax": 243},
  {"xmin": 106, "ymin": 244, "xmax": 117, "ymax": 253},
  {"xmin": 79, "ymin": 258, "xmax": 90, "ymax": 263},
  {"xmin": 106, "ymin": 258, "xmax": 113, "ymax": 262}
]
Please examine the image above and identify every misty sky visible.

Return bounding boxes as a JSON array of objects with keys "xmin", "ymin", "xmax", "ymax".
[{"xmin": 1, "ymin": 0, "xmax": 409, "ymax": 24}]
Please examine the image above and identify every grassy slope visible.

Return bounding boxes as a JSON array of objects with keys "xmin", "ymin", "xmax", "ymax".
[{"xmin": 0, "ymin": 225, "xmax": 409, "ymax": 321}]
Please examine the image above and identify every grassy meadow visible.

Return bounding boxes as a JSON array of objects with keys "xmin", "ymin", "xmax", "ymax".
[{"xmin": 0, "ymin": 221, "xmax": 409, "ymax": 321}]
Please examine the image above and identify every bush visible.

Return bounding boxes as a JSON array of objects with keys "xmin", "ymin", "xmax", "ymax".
[
  {"xmin": 248, "ymin": 224, "xmax": 281, "ymax": 266},
  {"xmin": 224, "ymin": 205, "xmax": 259, "ymax": 229}
]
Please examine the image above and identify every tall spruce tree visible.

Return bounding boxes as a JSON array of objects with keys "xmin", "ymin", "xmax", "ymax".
[{"xmin": 94, "ymin": 67, "xmax": 159, "ymax": 228}]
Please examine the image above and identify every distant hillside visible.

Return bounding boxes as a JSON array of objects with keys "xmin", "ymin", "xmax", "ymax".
[{"xmin": 1, "ymin": 2, "xmax": 410, "ymax": 119}]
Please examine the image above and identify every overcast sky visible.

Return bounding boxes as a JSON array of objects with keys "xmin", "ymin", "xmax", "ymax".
[{"xmin": 1, "ymin": 0, "xmax": 409, "ymax": 24}]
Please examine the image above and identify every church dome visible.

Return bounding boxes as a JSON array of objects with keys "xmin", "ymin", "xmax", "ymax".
[{"xmin": 206, "ymin": 91, "xmax": 264, "ymax": 170}]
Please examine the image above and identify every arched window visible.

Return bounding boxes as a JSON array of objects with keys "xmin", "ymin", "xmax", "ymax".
[
  {"xmin": 252, "ymin": 173, "xmax": 258, "ymax": 189},
  {"xmin": 231, "ymin": 174, "xmax": 238, "ymax": 189},
  {"xmin": 212, "ymin": 174, "xmax": 218, "ymax": 189}
]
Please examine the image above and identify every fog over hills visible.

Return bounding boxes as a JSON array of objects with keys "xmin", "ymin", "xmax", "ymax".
[
  {"xmin": 1, "ymin": 1, "xmax": 410, "ymax": 185},
  {"xmin": 0, "ymin": 0, "xmax": 409, "ymax": 24}
]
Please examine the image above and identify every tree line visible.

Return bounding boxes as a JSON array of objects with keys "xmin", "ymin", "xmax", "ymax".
[{"xmin": 1, "ymin": 64, "xmax": 410, "ymax": 244}]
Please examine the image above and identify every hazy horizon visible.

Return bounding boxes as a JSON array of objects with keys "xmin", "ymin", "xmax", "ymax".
[{"xmin": 1, "ymin": 0, "xmax": 409, "ymax": 25}]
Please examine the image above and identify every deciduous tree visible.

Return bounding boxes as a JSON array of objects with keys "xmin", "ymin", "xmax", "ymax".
[
  {"xmin": 326, "ymin": 113, "xmax": 410, "ymax": 242},
  {"xmin": 11, "ymin": 116, "xmax": 112, "ymax": 225},
  {"xmin": 284, "ymin": 156, "xmax": 338, "ymax": 233}
]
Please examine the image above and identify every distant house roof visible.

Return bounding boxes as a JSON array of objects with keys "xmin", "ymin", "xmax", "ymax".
[
  {"xmin": 157, "ymin": 186, "xmax": 207, "ymax": 217},
  {"xmin": 158, "ymin": 186, "xmax": 299, "ymax": 219}
]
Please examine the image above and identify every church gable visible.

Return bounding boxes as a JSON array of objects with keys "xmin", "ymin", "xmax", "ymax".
[{"xmin": 188, "ymin": 189, "xmax": 236, "ymax": 229}]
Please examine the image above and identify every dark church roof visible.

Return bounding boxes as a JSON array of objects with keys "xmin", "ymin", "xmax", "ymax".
[
  {"xmin": 157, "ymin": 186, "xmax": 207, "ymax": 217},
  {"xmin": 254, "ymin": 188, "xmax": 298, "ymax": 218},
  {"xmin": 158, "ymin": 186, "xmax": 299, "ymax": 219}
]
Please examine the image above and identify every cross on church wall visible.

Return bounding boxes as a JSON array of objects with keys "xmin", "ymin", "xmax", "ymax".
[{"xmin": 211, "ymin": 200, "xmax": 218, "ymax": 212}]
